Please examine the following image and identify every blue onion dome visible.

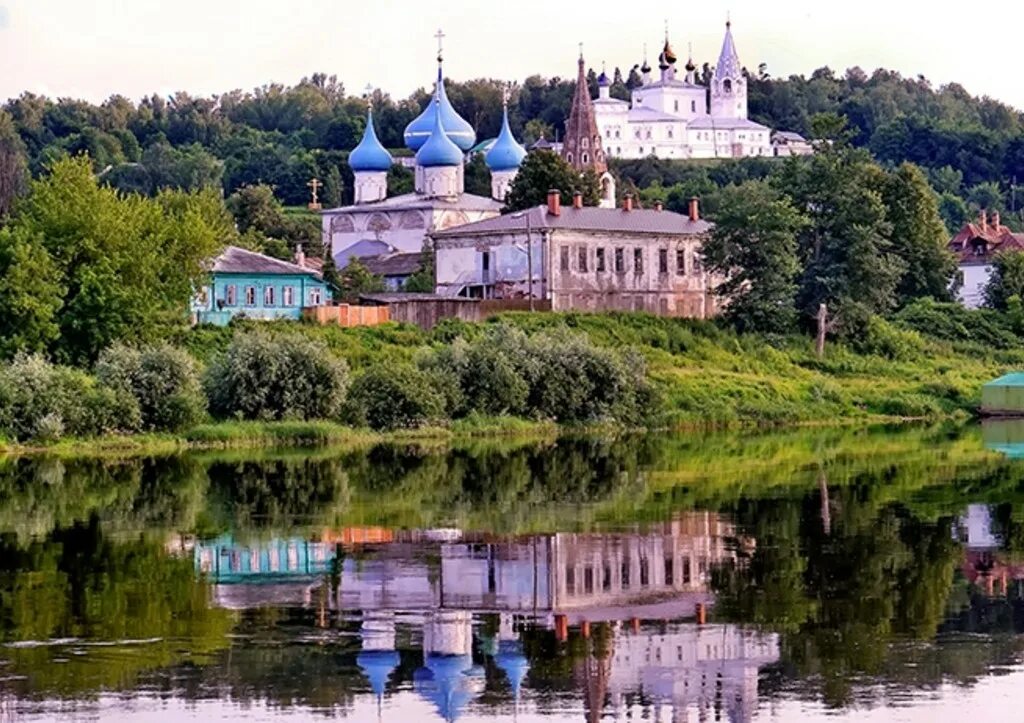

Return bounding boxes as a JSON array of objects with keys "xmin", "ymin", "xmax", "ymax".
[
  {"xmin": 485, "ymin": 106, "xmax": 526, "ymax": 172},
  {"xmin": 597, "ymin": 70, "xmax": 610, "ymax": 87},
  {"xmin": 416, "ymin": 98, "xmax": 465, "ymax": 167},
  {"xmin": 405, "ymin": 66, "xmax": 477, "ymax": 152},
  {"xmin": 349, "ymin": 109, "xmax": 393, "ymax": 172},
  {"xmin": 357, "ymin": 649, "xmax": 401, "ymax": 699}
]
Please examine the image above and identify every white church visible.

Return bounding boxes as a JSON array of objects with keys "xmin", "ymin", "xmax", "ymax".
[{"xmin": 593, "ymin": 22, "xmax": 790, "ymax": 160}]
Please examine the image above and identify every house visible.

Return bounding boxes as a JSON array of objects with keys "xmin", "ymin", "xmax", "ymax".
[
  {"xmin": 948, "ymin": 209, "xmax": 1024, "ymax": 308},
  {"xmin": 430, "ymin": 190, "xmax": 717, "ymax": 318},
  {"xmin": 191, "ymin": 245, "xmax": 333, "ymax": 326},
  {"xmin": 771, "ymin": 131, "xmax": 814, "ymax": 157},
  {"xmin": 360, "ymin": 251, "xmax": 423, "ymax": 290}
]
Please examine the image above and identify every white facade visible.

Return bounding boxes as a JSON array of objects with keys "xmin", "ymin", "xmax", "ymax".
[
  {"xmin": 594, "ymin": 24, "xmax": 776, "ymax": 160},
  {"xmin": 958, "ymin": 263, "xmax": 991, "ymax": 309}
]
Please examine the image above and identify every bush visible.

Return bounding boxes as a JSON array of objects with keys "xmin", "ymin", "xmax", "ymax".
[
  {"xmin": 344, "ymin": 363, "xmax": 445, "ymax": 430},
  {"xmin": 850, "ymin": 316, "xmax": 924, "ymax": 361},
  {"xmin": 96, "ymin": 344, "xmax": 206, "ymax": 432},
  {"xmin": 894, "ymin": 298, "xmax": 1019, "ymax": 349},
  {"xmin": 203, "ymin": 332, "xmax": 349, "ymax": 421},
  {"xmin": 0, "ymin": 354, "xmax": 141, "ymax": 442}
]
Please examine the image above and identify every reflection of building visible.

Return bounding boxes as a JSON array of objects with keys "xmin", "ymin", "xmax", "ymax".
[{"xmin": 192, "ymin": 513, "xmax": 776, "ymax": 722}]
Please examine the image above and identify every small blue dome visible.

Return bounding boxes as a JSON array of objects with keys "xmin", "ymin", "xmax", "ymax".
[
  {"xmin": 357, "ymin": 649, "xmax": 400, "ymax": 698},
  {"xmin": 349, "ymin": 110, "xmax": 393, "ymax": 172},
  {"xmin": 414, "ymin": 654, "xmax": 484, "ymax": 722},
  {"xmin": 416, "ymin": 98, "xmax": 464, "ymax": 168},
  {"xmin": 485, "ymin": 107, "xmax": 526, "ymax": 172},
  {"xmin": 405, "ymin": 66, "xmax": 477, "ymax": 152},
  {"xmin": 597, "ymin": 71, "xmax": 610, "ymax": 87},
  {"xmin": 494, "ymin": 641, "xmax": 529, "ymax": 698}
]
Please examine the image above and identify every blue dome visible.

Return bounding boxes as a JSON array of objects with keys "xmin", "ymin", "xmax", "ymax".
[
  {"xmin": 416, "ymin": 99, "xmax": 464, "ymax": 168},
  {"xmin": 349, "ymin": 109, "xmax": 393, "ymax": 172},
  {"xmin": 357, "ymin": 649, "xmax": 400, "ymax": 698},
  {"xmin": 404, "ymin": 66, "xmax": 477, "ymax": 152},
  {"xmin": 414, "ymin": 654, "xmax": 484, "ymax": 722},
  {"xmin": 494, "ymin": 641, "xmax": 529, "ymax": 697},
  {"xmin": 597, "ymin": 71, "xmax": 610, "ymax": 87},
  {"xmin": 485, "ymin": 107, "xmax": 526, "ymax": 172}
]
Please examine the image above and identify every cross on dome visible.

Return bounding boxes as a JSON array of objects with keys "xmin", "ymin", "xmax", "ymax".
[{"xmin": 435, "ymin": 28, "xmax": 445, "ymax": 63}]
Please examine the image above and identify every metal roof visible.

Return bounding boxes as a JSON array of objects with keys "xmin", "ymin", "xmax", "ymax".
[
  {"xmin": 431, "ymin": 204, "xmax": 712, "ymax": 238},
  {"xmin": 322, "ymin": 191, "xmax": 501, "ymax": 215},
  {"xmin": 361, "ymin": 251, "xmax": 423, "ymax": 277},
  {"xmin": 212, "ymin": 246, "xmax": 322, "ymax": 278}
]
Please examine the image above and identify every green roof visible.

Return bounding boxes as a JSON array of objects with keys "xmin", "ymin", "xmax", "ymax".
[{"xmin": 985, "ymin": 373, "xmax": 1024, "ymax": 387}]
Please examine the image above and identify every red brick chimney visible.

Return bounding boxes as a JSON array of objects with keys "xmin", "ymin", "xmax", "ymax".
[
  {"xmin": 654, "ymin": 201, "xmax": 664, "ymax": 212},
  {"xmin": 572, "ymin": 191, "xmax": 583, "ymax": 209},
  {"xmin": 294, "ymin": 243, "xmax": 306, "ymax": 267},
  {"xmin": 688, "ymin": 197, "xmax": 700, "ymax": 222},
  {"xmin": 547, "ymin": 189, "xmax": 561, "ymax": 216},
  {"xmin": 623, "ymin": 194, "xmax": 633, "ymax": 212}
]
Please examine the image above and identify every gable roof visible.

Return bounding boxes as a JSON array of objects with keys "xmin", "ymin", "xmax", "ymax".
[
  {"xmin": 212, "ymin": 246, "xmax": 323, "ymax": 278},
  {"xmin": 430, "ymin": 204, "xmax": 712, "ymax": 239},
  {"xmin": 948, "ymin": 217, "xmax": 1024, "ymax": 263},
  {"xmin": 361, "ymin": 251, "xmax": 423, "ymax": 277}
]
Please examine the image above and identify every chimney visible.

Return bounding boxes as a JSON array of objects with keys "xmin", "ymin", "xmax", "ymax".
[
  {"xmin": 980, "ymin": 208, "xmax": 988, "ymax": 231},
  {"xmin": 547, "ymin": 189, "xmax": 561, "ymax": 216},
  {"xmin": 654, "ymin": 201, "xmax": 664, "ymax": 212},
  {"xmin": 688, "ymin": 197, "xmax": 700, "ymax": 222},
  {"xmin": 993, "ymin": 211, "xmax": 1001, "ymax": 230},
  {"xmin": 572, "ymin": 191, "xmax": 583, "ymax": 209},
  {"xmin": 294, "ymin": 243, "xmax": 306, "ymax": 267},
  {"xmin": 623, "ymin": 194, "xmax": 634, "ymax": 212}
]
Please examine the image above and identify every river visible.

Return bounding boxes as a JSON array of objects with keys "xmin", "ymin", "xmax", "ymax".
[{"xmin": 2, "ymin": 422, "xmax": 1024, "ymax": 722}]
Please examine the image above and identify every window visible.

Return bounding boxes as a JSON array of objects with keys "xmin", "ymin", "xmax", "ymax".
[
  {"xmin": 602, "ymin": 565, "xmax": 611, "ymax": 592},
  {"xmin": 566, "ymin": 152, "xmax": 573, "ymax": 164},
  {"xmin": 693, "ymin": 253, "xmax": 703, "ymax": 275},
  {"xmin": 615, "ymin": 129, "xmax": 620, "ymax": 139},
  {"xmin": 245, "ymin": 286, "xmax": 256, "ymax": 306},
  {"xmin": 682, "ymin": 557, "xmax": 691, "ymax": 584},
  {"xmin": 724, "ymin": 79, "xmax": 732, "ymax": 93},
  {"xmin": 633, "ymin": 248, "xmax": 643, "ymax": 275},
  {"xmin": 667, "ymin": 128, "xmax": 674, "ymax": 139},
  {"xmin": 560, "ymin": 245, "xmax": 570, "ymax": 272},
  {"xmin": 583, "ymin": 566, "xmax": 594, "ymax": 594},
  {"xmin": 226, "ymin": 285, "xmax": 237, "ymax": 306},
  {"xmin": 578, "ymin": 246, "xmax": 588, "ymax": 273},
  {"xmin": 674, "ymin": 100, "xmax": 679, "ymax": 112},
  {"xmin": 646, "ymin": 129, "xmax": 652, "ymax": 140},
  {"xmin": 639, "ymin": 146, "xmax": 643, "ymax": 155},
  {"xmin": 659, "ymin": 248, "xmax": 669, "ymax": 274},
  {"xmin": 639, "ymin": 557, "xmax": 650, "ymax": 587},
  {"xmin": 691, "ymin": 100, "xmax": 696, "ymax": 112},
  {"xmin": 309, "ymin": 287, "xmax": 322, "ymax": 306},
  {"xmin": 264, "ymin": 286, "xmax": 275, "ymax": 306},
  {"xmin": 283, "ymin": 286, "xmax": 295, "ymax": 306},
  {"xmin": 614, "ymin": 247, "xmax": 625, "ymax": 273},
  {"xmin": 197, "ymin": 286, "xmax": 209, "ymax": 306},
  {"xmin": 665, "ymin": 557, "xmax": 674, "ymax": 585},
  {"xmin": 596, "ymin": 248, "xmax": 607, "ymax": 272},
  {"xmin": 566, "ymin": 567, "xmax": 576, "ymax": 594},
  {"xmin": 676, "ymin": 248, "xmax": 686, "ymax": 275},
  {"xmin": 635, "ymin": 129, "xmax": 641, "ymax": 140},
  {"xmin": 581, "ymin": 137, "xmax": 589, "ymax": 149},
  {"xmin": 621, "ymin": 560, "xmax": 630, "ymax": 589},
  {"xmin": 582, "ymin": 152, "xmax": 589, "ymax": 164},
  {"xmin": 606, "ymin": 130, "xmax": 611, "ymax": 138}
]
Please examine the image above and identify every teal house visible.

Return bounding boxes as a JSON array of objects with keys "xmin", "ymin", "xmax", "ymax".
[{"xmin": 191, "ymin": 246, "xmax": 333, "ymax": 326}]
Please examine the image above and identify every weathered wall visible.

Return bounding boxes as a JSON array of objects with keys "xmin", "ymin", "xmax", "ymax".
[{"xmin": 435, "ymin": 230, "xmax": 544, "ymax": 298}]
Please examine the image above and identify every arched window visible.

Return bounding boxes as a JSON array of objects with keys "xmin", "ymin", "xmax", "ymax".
[
  {"xmin": 724, "ymin": 79, "xmax": 732, "ymax": 93},
  {"xmin": 581, "ymin": 137, "xmax": 589, "ymax": 149},
  {"xmin": 566, "ymin": 152, "xmax": 574, "ymax": 164},
  {"xmin": 615, "ymin": 130, "xmax": 620, "ymax": 139},
  {"xmin": 691, "ymin": 100, "xmax": 696, "ymax": 112},
  {"xmin": 582, "ymin": 152, "xmax": 589, "ymax": 164}
]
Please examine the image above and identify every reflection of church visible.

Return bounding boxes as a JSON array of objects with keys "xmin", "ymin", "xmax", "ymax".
[{"xmin": 192, "ymin": 513, "xmax": 778, "ymax": 722}]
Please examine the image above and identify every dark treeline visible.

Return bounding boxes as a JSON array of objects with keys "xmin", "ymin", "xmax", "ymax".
[{"xmin": 2, "ymin": 63, "xmax": 1022, "ymax": 217}]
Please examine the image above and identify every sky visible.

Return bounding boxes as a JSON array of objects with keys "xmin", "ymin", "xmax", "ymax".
[{"xmin": 1, "ymin": 0, "xmax": 1023, "ymax": 111}]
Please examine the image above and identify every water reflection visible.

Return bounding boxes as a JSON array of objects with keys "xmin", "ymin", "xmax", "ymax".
[{"xmin": 5, "ymin": 426, "xmax": 1024, "ymax": 720}]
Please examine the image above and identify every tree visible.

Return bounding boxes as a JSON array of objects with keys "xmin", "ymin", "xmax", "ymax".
[
  {"xmin": 984, "ymin": 250, "xmax": 1024, "ymax": 310},
  {"xmin": 882, "ymin": 163, "xmax": 957, "ymax": 304},
  {"xmin": 703, "ymin": 181, "xmax": 807, "ymax": 334},
  {"xmin": 402, "ymin": 241, "xmax": 435, "ymax": 293},
  {"xmin": 335, "ymin": 258, "xmax": 385, "ymax": 302},
  {"xmin": 0, "ymin": 110, "xmax": 28, "ymax": 217},
  {"xmin": 142, "ymin": 142, "xmax": 223, "ymax": 193},
  {"xmin": 503, "ymin": 150, "xmax": 601, "ymax": 212},
  {"xmin": 967, "ymin": 181, "xmax": 1005, "ymax": 214},
  {"xmin": 226, "ymin": 183, "xmax": 286, "ymax": 235},
  {"xmin": 0, "ymin": 226, "xmax": 63, "ymax": 358},
  {"xmin": 464, "ymin": 154, "xmax": 492, "ymax": 198},
  {"xmin": 5, "ymin": 156, "xmax": 230, "ymax": 363}
]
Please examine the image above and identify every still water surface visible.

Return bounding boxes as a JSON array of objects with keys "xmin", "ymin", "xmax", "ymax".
[{"xmin": 4, "ymin": 423, "xmax": 1024, "ymax": 721}]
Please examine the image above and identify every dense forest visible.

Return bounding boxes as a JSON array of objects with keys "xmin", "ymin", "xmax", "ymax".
[{"xmin": 0, "ymin": 62, "xmax": 1022, "ymax": 232}]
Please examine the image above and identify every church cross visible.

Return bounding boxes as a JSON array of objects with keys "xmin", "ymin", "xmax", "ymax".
[
  {"xmin": 435, "ymin": 29, "xmax": 445, "ymax": 62},
  {"xmin": 307, "ymin": 178, "xmax": 323, "ymax": 209},
  {"xmin": 364, "ymin": 83, "xmax": 374, "ymax": 110}
]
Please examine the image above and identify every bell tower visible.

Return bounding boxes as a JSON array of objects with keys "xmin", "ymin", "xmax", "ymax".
[
  {"xmin": 710, "ymin": 20, "xmax": 747, "ymax": 120},
  {"xmin": 562, "ymin": 46, "xmax": 608, "ymax": 175}
]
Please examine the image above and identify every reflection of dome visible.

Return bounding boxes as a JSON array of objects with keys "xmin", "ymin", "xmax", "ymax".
[
  {"xmin": 349, "ymin": 110, "xmax": 393, "ymax": 172},
  {"xmin": 404, "ymin": 66, "xmax": 477, "ymax": 152},
  {"xmin": 485, "ymin": 106, "xmax": 526, "ymax": 172},
  {"xmin": 357, "ymin": 649, "xmax": 401, "ymax": 699},
  {"xmin": 494, "ymin": 640, "xmax": 529, "ymax": 697},
  {"xmin": 416, "ymin": 99, "xmax": 465, "ymax": 168},
  {"xmin": 414, "ymin": 654, "xmax": 485, "ymax": 722}
]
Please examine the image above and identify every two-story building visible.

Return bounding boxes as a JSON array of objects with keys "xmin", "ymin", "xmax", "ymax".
[
  {"xmin": 430, "ymin": 191, "xmax": 717, "ymax": 318},
  {"xmin": 191, "ymin": 245, "xmax": 333, "ymax": 326},
  {"xmin": 948, "ymin": 210, "xmax": 1024, "ymax": 308}
]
